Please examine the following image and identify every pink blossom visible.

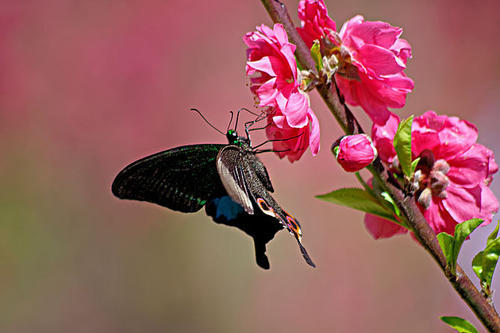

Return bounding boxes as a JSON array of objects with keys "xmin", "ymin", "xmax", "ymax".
[
  {"xmin": 244, "ymin": 23, "xmax": 320, "ymax": 161},
  {"xmin": 336, "ymin": 16, "xmax": 414, "ymax": 125},
  {"xmin": 367, "ymin": 111, "xmax": 499, "ymax": 239},
  {"xmin": 334, "ymin": 134, "xmax": 377, "ymax": 172},
  {"xmin": 266, "ymin": 108, "xmax": 320, "ymax": 163},
  {"xmin": 297, "ymin": 0, "xmax": 336, "ymax": 48},
  {"xmin": 296, "ymin": 4, "xmax": 414, "ymax": 125}
]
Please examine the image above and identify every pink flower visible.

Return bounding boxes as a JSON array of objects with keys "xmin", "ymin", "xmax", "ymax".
[
  {"xmin": 266, "ymin": 109, "xmax": 320, "ymax": 163},
  {"xmin": 335, "ymin": 16, "xmax": 414, "ymax": 125},
  {"xmin": 244, "ymin": 23, "xmax": 320, "ymax": 161},
  {"xmin": 296, "ymin": 4, "xmax": 414, "ymax": 125},
  {"xmin": 334, "ymin": 134, "xmax": 377, "ymax": 172},
  {"xmin": 367, "ymin": 111, "xmax": 499, "ymax": 239},
  {"xmin": 297, "ymin": 0, "xmax": 336, "ymax": 48}
]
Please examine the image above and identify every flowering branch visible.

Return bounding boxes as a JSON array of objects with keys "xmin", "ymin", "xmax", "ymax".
[{"xmin": 259, "ymin": 0, "xmax": 500, "ymax": 331}]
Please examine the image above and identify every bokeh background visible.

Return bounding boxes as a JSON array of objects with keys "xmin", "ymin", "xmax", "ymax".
[{"xmin": 1, "ymin": 0, "xmax": 499, "ymax": 332}]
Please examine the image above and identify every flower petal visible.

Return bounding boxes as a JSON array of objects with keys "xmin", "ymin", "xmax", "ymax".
[
  {"xmin": 371, "ymin": 112, "xmax": 399, "ymax": 163},
  {"xmin": 349, "ymin": 20, "xmax": 402, "ymax": 49},
  {"xmin": 476, "ymin": 185, "xmax": 499, "ymax": 223},
  {"xmin": 448, "ymin": 143, "xmax": 492, "ymax": 187},
  {"xmin": 364, "ymin": 214, "xmax": 407, "ymax": 239},
  {"xmin": 281, "ymin": 91, "xmax": 309, "ymax": 128},
  {"xmin": 442, "ymin": 185, "xmax": 481, "ymax": 225},
  {"xmin": 308, "ymin": 109, "xmax": 320, "ymax": 155},
  {"xmin": 356, "ymin": 44, "xmax": 406, "ymax": 75},
  {"xmin": 420, "ymin": 198, "xmax": 457, "ymax": 235}
]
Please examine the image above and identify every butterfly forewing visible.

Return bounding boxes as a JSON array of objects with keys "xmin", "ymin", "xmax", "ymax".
[{"xmin": 112, "ymin": 144, "xmax": 226, "ymax": 212}]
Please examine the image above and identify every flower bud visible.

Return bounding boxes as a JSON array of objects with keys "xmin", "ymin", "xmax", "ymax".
[{"xmin": 333, "ymin": 134, "xmax": 377, "ymax": 172}]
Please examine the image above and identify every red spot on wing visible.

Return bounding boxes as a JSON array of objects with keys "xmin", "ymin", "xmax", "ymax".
[
  {"xmin": 284, "ymin": 210, "xmax": 302, "ymax": 238},
  {"xmin": 257, "ymin": 198, "xmax": 276, "ymax": 216}
]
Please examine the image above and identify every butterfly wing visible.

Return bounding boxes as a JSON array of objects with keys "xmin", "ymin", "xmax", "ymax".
[
  {"xmin": 112, "ymin": 144, "xmax": 226, "ymax": 212},
  {"xmin": 205, "ymin": 196, "xmax": 283, "ymax": 269},
  {"xmin": 242, "ymin": 159, "xmax": 316, "ymax": 268},
  {"xmin": 216, "ymin": 146, "xmax": 254, "ymax": 214},
  {"xmin": 217, "ymin": 145, "xmax": 315, "ymax": 268},
  {"xmin": 250, "ymin": 154, "xmax": 274, "ymax": 193}
]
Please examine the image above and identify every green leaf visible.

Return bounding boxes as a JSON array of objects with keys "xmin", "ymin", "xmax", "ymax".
[
  {"xmin": 472, "ymin": 251, "xmax": 484, "ymax": 281},
  {"xmin": 439, "ymin": 219, "xmax": 483, "ymax": 275},
  {"xmin": 453, "ymin": 218, "xmax": 483, "ymax": 269},
  {"xmin": 380, "ymin": 192, "xmax": 400, "ymax": 217},
  {"xmin": 478, "ymin": 237, "xmax": 500, "ymax": 290},
  {"xmin": 316, "ymin": 188, "xmax": 398, "ymax": 223},
  {"xmin": 332, "ymin": 145, "xmax": 340, "ymax": 157},
  {"xmin": 472, "ymin": 222, "xmax": 500, "ymax": 295},
  {"xmin": 310, "ymin": 40, "xmax": 323, "ymax": 73},
  {"xmin": 437, "ymin": 232, "xmax": 454, "ymax": 270},
  {"xmin": 296, "ymin": 56, "xmax": 304, "ymax": 72},
  {"xmin": 393, "ymin": 115, "xmax": 414, "ymax": 178},
  {"xmin": 410, "ymin": 157, "xmax": 420, "ymax": 175},
  {"xmin": 487, "ymin": 221, "xmax": 499, "ymax": 246},
  {"xmin": 440, "ymin": 316, "xmax": 479, "ymax": 333}
]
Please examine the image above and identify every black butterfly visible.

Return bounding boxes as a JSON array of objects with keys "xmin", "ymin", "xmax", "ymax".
[{"xmin": 111, "ymin": 125, "xmax": 315, "ymax": 269}]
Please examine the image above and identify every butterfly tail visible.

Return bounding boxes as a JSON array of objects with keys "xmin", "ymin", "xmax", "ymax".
[
  {"xmin": 253, "ymin": 238, "xmax": 271, "ymax": 270},
  {"xmin": 296, "ymin": 238, "xmax": 316, "ymax": 268}
]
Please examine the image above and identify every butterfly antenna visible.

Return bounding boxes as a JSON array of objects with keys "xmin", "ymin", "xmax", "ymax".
[
  {"xmin": 190, "ymin": 108, "xmax": 225, "ymax": 135},
  {"xmin": 226, "ymin": 111, "xmax": 234, "ymax": 133}
]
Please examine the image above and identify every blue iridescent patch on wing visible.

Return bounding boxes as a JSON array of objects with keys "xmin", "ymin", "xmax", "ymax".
[{"xmin": 212, "ymin": 196, "xmax": 244, "ymax": 221}]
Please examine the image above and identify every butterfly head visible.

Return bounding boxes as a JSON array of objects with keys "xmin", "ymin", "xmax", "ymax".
[{"xmin": 226, "ymin": 129, "xmax": 250, "ymax": 147}]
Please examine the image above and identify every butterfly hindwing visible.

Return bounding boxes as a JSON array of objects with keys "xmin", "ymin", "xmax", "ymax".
[
  {"xmin": 205, "ymin": 196, "xmax": 283, "ymax": 269},
  {"xmin": 216, "ymin": 144, "xmax": 316, "ymax": 268},
  {"xmin": 248, "ymin": 152, "xmax": 274, "ymax": 193},
  {"xmin": 112, "ymin": 144, "xmax": 226, "ymax": 212},
  {"xmin": 242, "ymin": 161, "xmax": 316, "ymax": 268}
]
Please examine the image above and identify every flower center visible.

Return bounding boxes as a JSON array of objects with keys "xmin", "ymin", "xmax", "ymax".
[
  {"xmin": 413, "ymin": 149, "xmax": 450, "ymax": 209},
  {"xmin": 327, "ymin": 45, "xmax": 359, "ymax": 82}
]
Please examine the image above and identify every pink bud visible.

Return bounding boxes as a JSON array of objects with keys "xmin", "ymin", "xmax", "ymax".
[{"xmin": 334, "ymin": 134, "xmax": 377, "ymax": 172}]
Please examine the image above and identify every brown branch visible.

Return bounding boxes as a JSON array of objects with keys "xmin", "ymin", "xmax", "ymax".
[{"xmin": 259, "ymin": 0, "xmax": 500, "ymax": 331}]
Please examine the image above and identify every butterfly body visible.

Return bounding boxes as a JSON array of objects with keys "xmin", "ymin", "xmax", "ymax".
[{"xmin": 112, "ymin": 129, "xmax": 315, "ymax": 269}]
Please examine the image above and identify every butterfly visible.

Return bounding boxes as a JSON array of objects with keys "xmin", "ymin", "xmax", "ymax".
[{"xmin": 111, "ymin": 117, "xmax": 315, "ymax": 269}]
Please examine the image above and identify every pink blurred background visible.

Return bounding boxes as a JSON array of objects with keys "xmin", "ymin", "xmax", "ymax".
[{"xmin": 1, "ymin": 0, "xmax": 499, "ymax": 332}]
